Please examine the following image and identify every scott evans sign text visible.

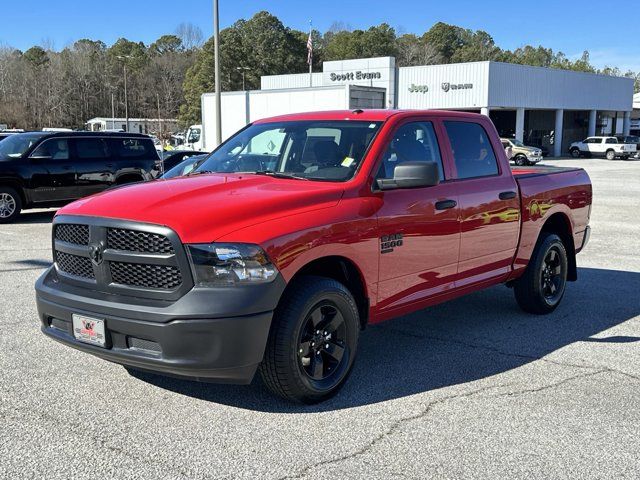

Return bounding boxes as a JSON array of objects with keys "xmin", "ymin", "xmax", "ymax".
[{"xmin": 330, "ymin": 71, "xmax": 382, "ymax": 81}]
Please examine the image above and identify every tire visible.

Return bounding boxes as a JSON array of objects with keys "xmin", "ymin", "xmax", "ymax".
[
  {"xmin": 515, "ymin": 155, "xmax": 527, "ymax": 166},
  {"xmin": 259, "ymin": 276, "xmax": 360, "ymax": 403},
  {"xmin": 605, "ymin": 149, "xmax": 616, "ymax": 160},
  {"xmin": 514, "ymin": 233, "xmax": 568, "ymax": 314},
  {"xmin": 570, "ymin": 148, "xmax": 581, "ymax": 158},
  {"xmin": 0, "ymin": 187, "xmax": 22, "ymax": 224}
]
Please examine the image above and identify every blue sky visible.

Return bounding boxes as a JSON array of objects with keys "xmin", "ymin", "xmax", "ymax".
[{"xmin": 2, "ymin": 0, "xmax": 638, "ymax": 71}]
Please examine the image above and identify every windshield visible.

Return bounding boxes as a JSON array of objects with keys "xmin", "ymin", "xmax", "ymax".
[
  {"xmin": 162, "ymin": 155, "xmax": 207, "ymax": 179},
  {"xmin": 0, "ymin": 133, "xmax": 47, "ymax": 158},
  {"xmin": 510, "ymin": 139, "xmax": 525, "ymax": 147},
  {"xmin": 197, "ymin": 120, "xmax": 382, "ymax": 182}
]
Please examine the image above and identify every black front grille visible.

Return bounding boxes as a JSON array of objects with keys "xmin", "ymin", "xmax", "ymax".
[
  {"xmin": 128, "ymin": 337, "xmax": 161, "ymax": 353},
  {"xmin": 107, "ymin": 228, "xmax": 174, "ymax": 254},
  {"xmin": 55, "ymin": 224, "xmax": 89, "ymax": 245},
  {"xmin": 110, "ymin": 262, "xmax": 182, "ymax": 289},
  {"xmin": 56, "ymin": 251, "xmax": 95, "ymax": 279},
  {"xmin": 53, "ymin": 219, "xmax": 190, "ymax": 299}
]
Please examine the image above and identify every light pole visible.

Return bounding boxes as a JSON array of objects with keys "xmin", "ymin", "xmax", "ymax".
[
  {"xmin": 116, "ymin": 55, "xmax": 133, "ymax": 132},
  {"xmin": 236, "ymin": 66, "xmax": 251, "ymax": 91},
  {"xmin": 213, "ymin": 0, "xmax": 221, "ymax": 146}
]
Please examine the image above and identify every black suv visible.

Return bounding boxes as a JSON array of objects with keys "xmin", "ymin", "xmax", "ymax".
[{"xmin": 0, "ymin": 132, "xmax": 159, "ymax": 223}]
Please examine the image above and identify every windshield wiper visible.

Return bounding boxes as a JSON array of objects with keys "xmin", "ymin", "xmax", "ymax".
[{"xmin": 254, "ymin": 170, "xmax": 309, "ymax": 181}]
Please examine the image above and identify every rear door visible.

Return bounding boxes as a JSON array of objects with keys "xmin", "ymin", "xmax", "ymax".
[
  {"xmin": 442, "ymin": 119, "xmax": 520, "ymax": 287},
  {"xmin": 71, "ymin": 137, "xmax": 114, "ymax": 197},
  {"xmin": 375, "ymin": 119, "xmax": 461, "ymax": 315}
]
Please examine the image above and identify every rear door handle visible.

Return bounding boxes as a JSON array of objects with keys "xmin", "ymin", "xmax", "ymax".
[
  {"xmin": 435, "ymin": 199, "xmax": 457, "ymax": 210},
  {"xmin": 499, "ymin": 191, "xmax": 517, "ymax": 200}
]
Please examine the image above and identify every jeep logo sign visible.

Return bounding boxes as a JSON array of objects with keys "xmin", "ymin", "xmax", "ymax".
[
  {"xmin": 408, "ymin": 84, "xmax": 429, "ymax": 93},
  {"xmin": 442, "ymin": 82, "xmax": 473, "ymax": 92}
]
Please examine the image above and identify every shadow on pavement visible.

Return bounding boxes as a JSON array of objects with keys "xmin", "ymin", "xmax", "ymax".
[
  {"xmin": 130, "ymin": 267, "xmax": 640, "ymax": 412},
  {"xmin": 13, "ymin": 210, "xmax": 56, "ymax": 224}
]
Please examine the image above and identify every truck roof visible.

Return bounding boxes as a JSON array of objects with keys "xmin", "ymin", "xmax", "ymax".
[{"xmin": 254, "ymin": 109, "xmax": 486, "ymax": 123}]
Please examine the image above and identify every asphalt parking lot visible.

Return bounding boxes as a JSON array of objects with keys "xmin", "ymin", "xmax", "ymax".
[{"xmin": 1, "ymin": 157, "xmax": 639, "ymax": 479}]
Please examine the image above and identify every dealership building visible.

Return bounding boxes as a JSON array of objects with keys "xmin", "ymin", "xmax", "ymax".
[{"xmin": 202, "ymin": 57, "xmax": 635, "ymax": 155}]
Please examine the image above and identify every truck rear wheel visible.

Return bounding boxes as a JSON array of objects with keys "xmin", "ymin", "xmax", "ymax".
[
  {"xmin": 513, "ymin": 233, "xmax": 568, "ymax": 315},
  {"xmin": 0, "ymin": 187, "xmax": 22, "ymax": 224},
  {"xmin": 259, "ymin": 276, "xmax": 360, "ymax": 403},
  {"xmin": 605, "ymin": 149, "xmax": 616, "ymax": 160}
]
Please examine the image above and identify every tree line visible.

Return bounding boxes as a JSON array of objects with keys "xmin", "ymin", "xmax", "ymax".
[{"xmin": 1, "ymin": 12, "xmax": 638, "ymax": 131}]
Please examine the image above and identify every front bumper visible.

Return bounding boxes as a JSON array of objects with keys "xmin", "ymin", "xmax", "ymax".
[{"xmin": 36, "ymin": 266, "xmax": 286, "ymax": 383}]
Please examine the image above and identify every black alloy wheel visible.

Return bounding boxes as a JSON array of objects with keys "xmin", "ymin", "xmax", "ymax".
[
  {"xmin": 540, "ymin": 247, "xmax": 564, "ymax": 304},
  {"xmin": 260, "ymin": 276, "xmax": 360, "ymax": 403},
  {"xmin": 298, "ymin": 301, "xmax": 348, "ymax": 383},
  {"xmin": 514, "ymin": 232, "xmax": 568, "ymax": 314}
]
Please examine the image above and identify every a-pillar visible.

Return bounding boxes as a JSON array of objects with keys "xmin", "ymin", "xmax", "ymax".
[
  {"xmin": 588, "ymin": 110, "xmax": 597, "ymax": 137},
  {"xmin": 554, "ymin": 109, "xmax": 564, "ymax": 157},
  {"xmin": 623, "ymin": 112, "xmax": 631, "ymax": 136},
  {"xmin": 515, "ymin": 108, "xmax": 525, "ymax": 142}
]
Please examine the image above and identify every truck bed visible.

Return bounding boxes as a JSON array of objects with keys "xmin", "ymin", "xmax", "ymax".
[{"xmin": 510, "ymin": 166, "xmax": 592, "ymax": 277}]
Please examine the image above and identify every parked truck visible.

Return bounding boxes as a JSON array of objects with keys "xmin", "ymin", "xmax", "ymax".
[{"xmin": 36, "ymin": 110, "xmax": 592, "ymax": 403}]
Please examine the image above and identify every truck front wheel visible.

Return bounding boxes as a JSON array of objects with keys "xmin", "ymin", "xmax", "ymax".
[
  {"xmin": 569, "ymin": 148, "xmax": 581, "ymax": 158},
  {"xmin": 259, "ymin": 276, "xmax": 360, "ymax": 403},
  {"xmin": 513, "ymin": 233, "xmax": 568, "ymax": 314}
]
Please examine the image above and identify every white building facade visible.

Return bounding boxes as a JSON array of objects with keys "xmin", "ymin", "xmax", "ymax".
[
  {"xmin": 86, "ymin": 117, "xmax": 178, "ymax": 135},
  {"xmin": 204, "ymin": 57, "xmax": 635, "ymax": 156}
]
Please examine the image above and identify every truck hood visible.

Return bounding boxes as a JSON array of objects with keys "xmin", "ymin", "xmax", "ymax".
[{"xmin": 58, "ymin": 174, "xmax": 345, "ymax": 243}]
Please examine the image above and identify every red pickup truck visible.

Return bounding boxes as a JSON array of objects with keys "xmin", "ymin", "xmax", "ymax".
[{"xmin": 36, "ymin": 110, "xmax": 592, "ymax": 403}]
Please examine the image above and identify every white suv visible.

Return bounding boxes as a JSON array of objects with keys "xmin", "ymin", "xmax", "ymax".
[{"xmin": 569, "ymin": 136, "xmax": 637, "ymax": 160}]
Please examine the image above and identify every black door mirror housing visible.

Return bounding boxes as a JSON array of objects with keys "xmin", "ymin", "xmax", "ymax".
[{"xmin": 376, "ymin": 161, "xmax": 440, "ymax": 191}]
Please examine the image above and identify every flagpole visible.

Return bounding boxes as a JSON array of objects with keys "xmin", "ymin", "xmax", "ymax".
[{"xmin": 308, "ymin": 20, "xmax": 313, "ymax": 87}]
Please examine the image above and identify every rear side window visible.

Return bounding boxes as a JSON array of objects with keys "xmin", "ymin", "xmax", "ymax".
[
  {"xmin": 75, "ymin": 138, "xmax": 109, "ymax": 159},
  {"xmin": 605, "ymin": 138, "xmax": 617, "ymax": 144},
  {"xmin": 110, "ymin": 138, "xmax": 155, "ymax": 158},
  {"xmin": 444, "ymin": 121, "xmax": 499, "ymax": 179}
]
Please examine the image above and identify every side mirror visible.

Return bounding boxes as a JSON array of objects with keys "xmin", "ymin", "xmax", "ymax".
[{"xmin": 376, "ymin": 161, "xmax": 440, "ymax": 191}]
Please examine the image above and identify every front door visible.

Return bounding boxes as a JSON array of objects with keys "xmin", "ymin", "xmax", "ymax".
[
  {"xmin": 375, "ymin": 120, "xmax": 461, "ymax": 318},
  {"xmin": 28, "ymin": 138, "xmax": 76, "ymax": 203},
  {"xmin": 442, "ymin": 119, "xmax": 520, "ymax": 287}
]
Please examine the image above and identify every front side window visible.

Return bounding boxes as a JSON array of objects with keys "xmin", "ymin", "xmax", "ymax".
[
  {"xmin": 30, "ymin": 139, "xmax": 70, "ymax": 160},
  {"xmin": 445, "ymin": 121, "xmax": 498, "ymax": 179},
  {"xmin": 196, "ymin": 120, "xmax": 381, "ymax": 182},
  {"xmin": 376, "ymin": 121, "xmax": 444, "ymax": 181}
]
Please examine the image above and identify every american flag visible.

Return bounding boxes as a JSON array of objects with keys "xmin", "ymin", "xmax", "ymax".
[{"xmin": 307, "ymin": 30, "xmax": 313, "ymax": 65}]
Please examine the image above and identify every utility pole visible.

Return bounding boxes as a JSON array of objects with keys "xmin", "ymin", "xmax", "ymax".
[
  {"xmin": 213, "ymin": 0, "xmax": 222, "ymax": 146},
  {"xmin": 117, "ymin": 55, "xmax": 133, "ymax": 133},
  {"xmin": 111, "ymin": 92, "xmax": 115, "ymax": 130}
]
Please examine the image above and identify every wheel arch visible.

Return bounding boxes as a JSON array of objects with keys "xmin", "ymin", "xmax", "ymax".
[
  {"xmin": 0, "ymin": 178, "xmax": 27, "ymax": 205},
  {"xmin": 540, "ymin": 212, "xmax": 577, "ymax": 281},
  {"xmin": 284, "ymin": 255, "xmax": 370, "ymax": 328}
]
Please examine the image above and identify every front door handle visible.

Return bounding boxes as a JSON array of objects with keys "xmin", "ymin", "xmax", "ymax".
[
  {"xmin": 435, "ymin": 199, "xmax": 457, "ymax": 210},
  {"xmin": 499, "ymin": 191, "xmax": 517, "ymax": 200}
]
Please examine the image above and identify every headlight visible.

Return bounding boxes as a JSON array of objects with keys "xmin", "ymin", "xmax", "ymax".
[{"xmin": 186, "ymin": 243, "xmax": 278, "ymax": 287}]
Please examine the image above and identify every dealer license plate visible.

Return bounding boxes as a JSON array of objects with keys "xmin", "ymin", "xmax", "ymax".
[{"xmin": 72, "ymin": 314, "xmax": 106, "ymax": 347}]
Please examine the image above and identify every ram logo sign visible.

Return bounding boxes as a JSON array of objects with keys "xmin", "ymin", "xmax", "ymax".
[{"xmin": 442, "ymin": 82, "xmax": 473, "ymax": 92}]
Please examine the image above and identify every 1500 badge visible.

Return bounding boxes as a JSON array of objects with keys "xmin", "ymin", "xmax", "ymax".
[{"xmin": 380, "ymin": 233, "xmax": 403, "ymax": 254}]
